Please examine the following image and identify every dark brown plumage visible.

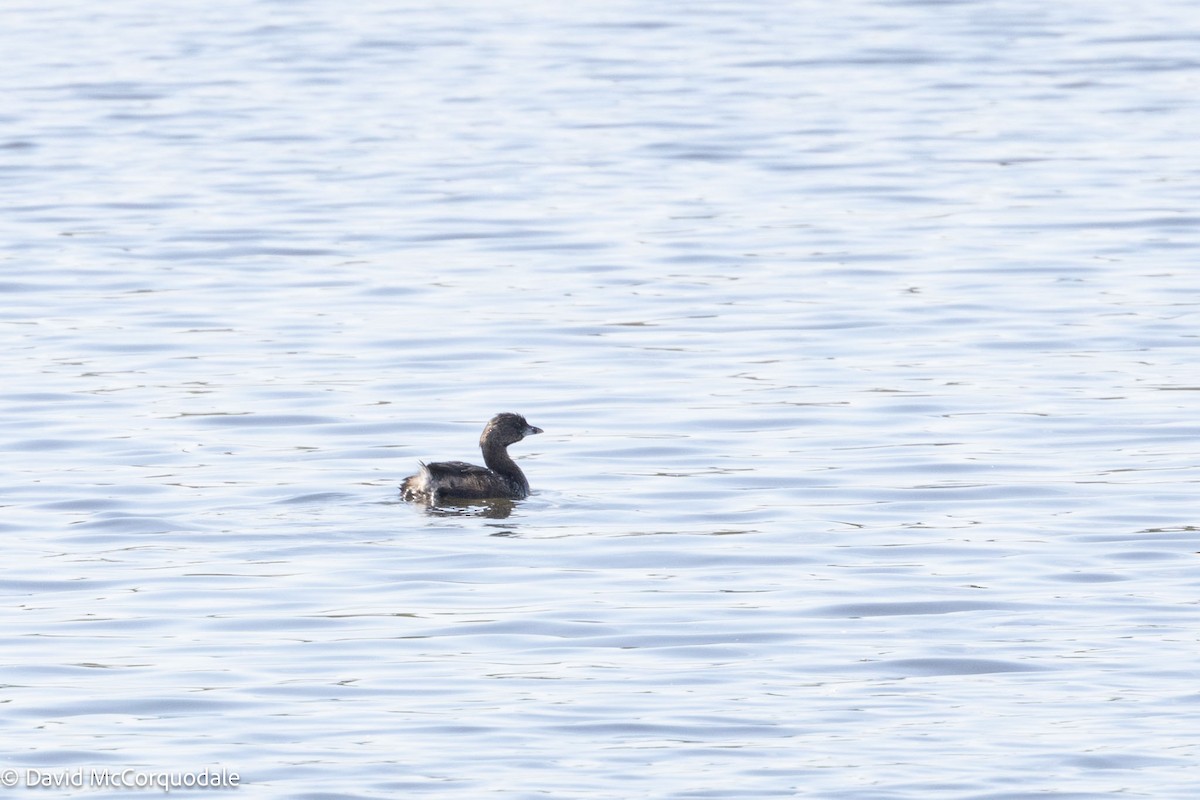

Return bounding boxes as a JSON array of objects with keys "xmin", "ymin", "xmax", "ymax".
[{"xmin": 401, "ymin": 413, "xmax": 543, "ymax": 503}]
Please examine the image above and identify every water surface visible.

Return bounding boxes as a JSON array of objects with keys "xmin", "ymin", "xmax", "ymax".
[{"xmin": 2, "ymin": 1, "xmax": 1199, "ymax": 797}]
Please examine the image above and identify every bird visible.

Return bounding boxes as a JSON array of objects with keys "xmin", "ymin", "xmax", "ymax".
[{"xmin": 401, "ymin": 412, "xmax": 543, "ymax": 503}]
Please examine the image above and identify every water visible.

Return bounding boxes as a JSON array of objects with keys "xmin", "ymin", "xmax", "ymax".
[{"xmin": 2, "ymin": 1, "xmax": 1199, "ymax": 797}]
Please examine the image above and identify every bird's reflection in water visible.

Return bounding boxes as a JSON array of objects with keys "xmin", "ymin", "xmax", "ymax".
[{"xmin": 414, "ymin": 496, "xmax": 516, "ymax": 519}]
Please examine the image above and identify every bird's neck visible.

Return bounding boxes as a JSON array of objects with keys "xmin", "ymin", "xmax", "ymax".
[{"xmin": 482, "ymin": 442, "xmax": 527, "ymax": 491}]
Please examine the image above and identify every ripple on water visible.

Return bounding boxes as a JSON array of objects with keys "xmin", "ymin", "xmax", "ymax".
[
  {"xmin": 805, "ymin": 600, "xmax": 1028, "ymax": 618},
  {"xmin": 854, "ymin": 658, "xmax": 1049, "ymax": 677}
]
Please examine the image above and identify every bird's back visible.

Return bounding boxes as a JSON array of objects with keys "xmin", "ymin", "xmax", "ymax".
[{"xmin": 402, "ymin": 460, "xmax": 524, "ymax": 501}]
